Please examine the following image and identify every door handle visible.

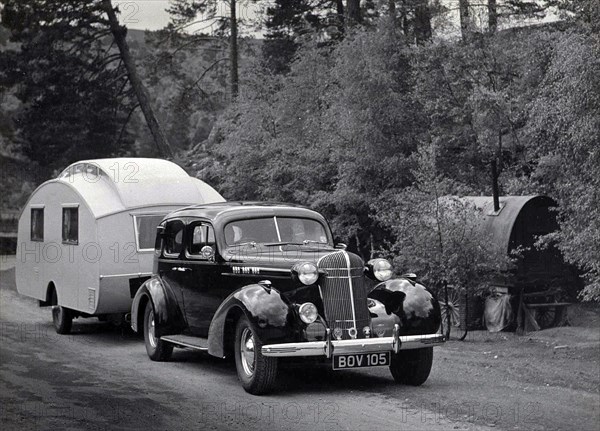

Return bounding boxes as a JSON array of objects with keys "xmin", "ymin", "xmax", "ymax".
[{"xmin": 171, "ymin": 267, "xmax": 191, "ymax": 272}]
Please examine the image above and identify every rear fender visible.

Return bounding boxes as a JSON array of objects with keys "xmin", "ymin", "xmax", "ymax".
[
  {"xmin": 207, "ymin": 283, "xmax": 294, "ymax": 358},
  {"xmin": 131, "ymin": 276, "xmax": 186, "ymax": 337}
]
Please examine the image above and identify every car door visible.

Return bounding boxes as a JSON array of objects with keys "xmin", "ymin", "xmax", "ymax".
[
  {"xmin": 157, "ymin": 219, "xmax": 188, "ymax": 319},
  {"xmin": 180, "ymin": 221, "xmax": 221, "ymax": 337}
]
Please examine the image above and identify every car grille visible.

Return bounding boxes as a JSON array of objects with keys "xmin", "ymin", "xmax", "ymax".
[{"xmin": 317, "ymin": 251, "xmax": 371, "ymax": 339}]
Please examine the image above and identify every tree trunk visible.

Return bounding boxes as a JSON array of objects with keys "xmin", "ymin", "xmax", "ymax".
[
  {"xmin": 414, "ymin": 0, "xmax": 432, "ymax": 44},
  {"xmin": 488, "ymin": 0, "xmax": 498, "ymax": 33},
  {"xmin": 102, "ymin": 0, "xmax": 174, "ymax": 158},
  {"xmin": 335, "ymin": 0, "xmax": 345, "ymax": 34},
  {"xmin": 459, "ymin": 0, "xmax": 471, "ymax": 42},
  {"xmin": 346, "ymin": 0, "xmax": 361, "ymax": 27},
  {"xmin": 230, "ymin": 0, "xmax": 239, "ymax": 99}
]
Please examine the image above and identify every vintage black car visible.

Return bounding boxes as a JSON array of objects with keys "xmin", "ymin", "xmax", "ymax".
[{"xmin": 131, "ymin": 202, "xmax": 445, "ymax": 394}]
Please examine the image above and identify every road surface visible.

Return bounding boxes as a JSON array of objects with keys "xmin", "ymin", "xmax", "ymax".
[{"xmin": 1, "ymin": 262, "xmax": 598, "ymax": 431}]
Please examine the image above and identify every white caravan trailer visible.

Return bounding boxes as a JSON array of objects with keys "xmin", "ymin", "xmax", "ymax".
[{"xmin": 16, "ymin": 158, "xmax": 224, "ymax": 333}]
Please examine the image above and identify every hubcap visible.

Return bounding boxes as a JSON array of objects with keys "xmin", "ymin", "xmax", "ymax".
[
  {"xmin": 240, "ymin": 327, "xmax": 255, "ymax": 376},
  {"xmin": 147, "ymin": 311, "xmax": 157, "ymax": 348}
]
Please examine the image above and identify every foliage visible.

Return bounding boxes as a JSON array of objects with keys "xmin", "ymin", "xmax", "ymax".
[
  {"xmin": 524, "ymin": 30, "xmax": 600, "ymax": 300},
  {"xmin": 194, "ymin": 22, "xmax": 422, "ymax": 257},
  {"xmin": 0, "ymin": 0, "xmax": 136, "ymax": 170},
  {"xmin": 373, "ymin": 143, "xmax": 513, "ymax": 295},
  {"xmin": 1, "ymin": 0, "xmax": 599, "ymax": 302}
]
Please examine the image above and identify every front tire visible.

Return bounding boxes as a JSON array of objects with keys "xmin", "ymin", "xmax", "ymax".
[
  {"xmin": 143, "ymin": 303, "xmax": 173, "ymax": 361},
  {"xmin": 52, "ymin": 305, "xmax": 73, "ymax": 334},
  {"xmin": 234, "ymin": 315, "xmax": 278, "ymax": 395},
  {"xmin": 389, "ymin": 347, "xmax": 433, "ymax": 386}
]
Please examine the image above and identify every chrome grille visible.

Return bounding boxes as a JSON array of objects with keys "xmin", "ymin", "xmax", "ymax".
[{"xmin": 318, "ymin": 251, "xmax": 370, "ymax": 339}]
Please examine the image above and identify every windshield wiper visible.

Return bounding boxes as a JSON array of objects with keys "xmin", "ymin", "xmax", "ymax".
[{"xmin": 264, "ymin": 240, "xmax": 328, "ymax": 247}]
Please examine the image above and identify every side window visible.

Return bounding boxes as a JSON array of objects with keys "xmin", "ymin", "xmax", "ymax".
[
  {"xmin": 134, "ymin": 214, "xmax": 166, "ymax": 251},
  {"xmin": 62, "ymin": 207, "xmax": 78, "ymax": 244},
  {"xmin": 163, "ymin": 220, "xmax": 185, "ymax": 257},
  {"xmin": 188, "ymin": 223, "xmax": 215, "ymax": 258},
  {"xmin": 30, "ymin": 207, "xmax": 44, "ymax": 242}
]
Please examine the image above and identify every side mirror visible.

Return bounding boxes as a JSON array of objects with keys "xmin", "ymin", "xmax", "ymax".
[{"xmin": 200, "ymin": 245, "xmax": 215, "ymax": 261}]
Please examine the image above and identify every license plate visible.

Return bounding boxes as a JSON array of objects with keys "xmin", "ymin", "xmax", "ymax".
[{"xmin": 332, "ymin": 352, "xmax": 390, "ymax": 370}]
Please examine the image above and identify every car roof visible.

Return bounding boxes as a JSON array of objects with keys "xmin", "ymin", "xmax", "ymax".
[{"xmin": 164, "ymin": 201, "xmax": 328, "ymax": 226}]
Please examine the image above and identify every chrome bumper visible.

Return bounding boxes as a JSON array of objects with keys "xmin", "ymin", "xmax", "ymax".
[{"xmin": 261, "ymin": 324, "xmax": 445, "ymax": 358}]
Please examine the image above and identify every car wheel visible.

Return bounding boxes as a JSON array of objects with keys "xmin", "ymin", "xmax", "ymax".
[
  {"xmin": 52, "ymin": 305, "xmax": 73, "ymax": 334},
  {"xmin": 143, "ymin": 303, "xmax": 173, "ymax": 361},
  {"xmin": 389, "ymin": 347, "xmax": 433, "ymax": 386},
  {"xmin": 234, "ymin": 315, "xmax": 278, "ymax": 395}
]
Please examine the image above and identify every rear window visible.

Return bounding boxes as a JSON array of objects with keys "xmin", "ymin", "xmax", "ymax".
[{"xmin": 134, "ymin": 215, "xmax": 165, "ymax": 251}]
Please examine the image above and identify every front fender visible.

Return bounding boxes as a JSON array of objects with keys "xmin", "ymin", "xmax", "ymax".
[
  {"xmin": 208, "ymin": 283, "xmax": 294, "ymax": 358},
  {"xmin": 131, "ymin": 276, "xmax": 187, "ymax": 337},
  {"xmin": 369, "ymin": 278, "xmax": 441, "ymax": 335}
]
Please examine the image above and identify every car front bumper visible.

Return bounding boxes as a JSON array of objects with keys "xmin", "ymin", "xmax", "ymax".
[{"xmin": 261, "ymin": 324, "xmax": 445, "ymax": 358}]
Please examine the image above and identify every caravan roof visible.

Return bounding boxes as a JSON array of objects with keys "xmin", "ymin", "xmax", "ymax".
[{"xmin": 39, "ymin": 158, "xmax": 224, "ymax": 218}]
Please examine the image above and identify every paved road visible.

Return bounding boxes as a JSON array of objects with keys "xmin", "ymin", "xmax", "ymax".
[{"xmin": 1, "ymin": 264, "xmax": 598, "ymax": 431}]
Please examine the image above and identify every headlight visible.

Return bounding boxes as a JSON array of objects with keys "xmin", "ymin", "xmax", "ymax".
[
  {"xmin": 298, "ymin": 302, "xmax": 318, "ymax": 324},
  {"xmin": 369, "ymin": 258, "xmax": 393, "ymax": 281},
  {"xmin": 292, "ymin": 262, "xmax": 319, "ymax": 285}
]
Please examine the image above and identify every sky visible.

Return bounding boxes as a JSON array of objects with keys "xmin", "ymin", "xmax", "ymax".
[
  {"xmin": 113, "ymin": 1, "xmax": 171, "ymax": 30},
  {"xmin": 112, "ymin": 0, "xmax": 558, "ymax": 35},
  {"xmin": 113, "ymin": 0, "xmax": 265, "ymax": 32}
]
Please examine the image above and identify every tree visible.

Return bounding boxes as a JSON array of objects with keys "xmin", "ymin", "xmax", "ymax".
[
  {"xmin": 195, "ymin": 20, "xmax": 423, "ymax": 257},
  {"xmin": 102, "ymin": 0, "xmax": 174, "ymax": 158},
  {"xmin": 373, "ymin": 143, "xmax": 513, "ymax": 336},
  {"xmin": 525, "ymin": 30, "xmax": 600, "ymax": 301},
  {"xmin": 459, "ymin": 0, "xmax": 471, "ymax": 41},
  {"xmin": 164, "ymin": 0, "xmax": 247, "ymax": 99},
  {"xmin": 262, "ymin": 0, "xmax": 319, "ymax": 74},
  {"xmin": 0, "ymin": 0, "xmax": 136, "ymax": 169},
  {"xmin": 346, "ymin": 0, "xmax": 362, "ymax": 26},
  {"xmin": 488, "ymin": 0, "xmax": 498, "ymax": 33}
]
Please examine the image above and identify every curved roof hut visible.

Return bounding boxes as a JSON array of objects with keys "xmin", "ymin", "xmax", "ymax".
[{"xmin": 462, "ymin": 195, "xmax": 581, "ymax": 297}]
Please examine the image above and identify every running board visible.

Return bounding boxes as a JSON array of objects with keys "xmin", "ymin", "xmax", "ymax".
[{"xmin": 161, "ymin": 335, "xmax": 209, "ymax": 351}]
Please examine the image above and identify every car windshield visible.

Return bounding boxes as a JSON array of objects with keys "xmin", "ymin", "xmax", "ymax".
[{"xmin": 224, "ymin": 217, "xmax": 330, "ymax": 246}]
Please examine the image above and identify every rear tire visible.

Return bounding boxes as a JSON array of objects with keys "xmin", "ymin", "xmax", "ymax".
[
  {"xmin": 389, "ymin": 347, "xmax": 433, "ymax": 386},
  {"xmin": 234, "ymin": 315, "xmax": 278, "ymax": 395},
  {"xmin": 52, "ymin": 305, "xmax": 73, "ymax": 334},
  {"xmin": 143, "ymin": 303, "xmax": 173, "ymax": 361}
]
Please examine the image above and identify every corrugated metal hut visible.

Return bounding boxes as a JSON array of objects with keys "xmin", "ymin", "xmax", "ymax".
[{"xmin": 462, "ymin": 195, "xmax": 580, "ymax": 298}]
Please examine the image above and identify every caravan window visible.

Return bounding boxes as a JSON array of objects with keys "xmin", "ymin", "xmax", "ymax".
[
  {"xmin": 134, "ymin": 215, "xmax": 166, "ymax": 251},
  {"xmin": 164, "ymin": 220, "xmax": 185, "ymax": 257},
  {"xmin": 62, "ymin": 207, "xmax": 78, "ymax": 244},
  {"xmin": 30, "ymin": 208, "xmax": 44, "ymax": 242}
]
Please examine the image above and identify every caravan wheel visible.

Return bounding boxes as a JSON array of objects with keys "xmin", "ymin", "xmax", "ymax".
[{"xmin": 52, "ymin": 306, "xmax": 73, "ymax": 334}]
